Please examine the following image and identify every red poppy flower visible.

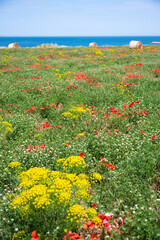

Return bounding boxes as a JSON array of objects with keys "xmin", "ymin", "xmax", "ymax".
[
  {"xmin": 63, "ymin": 231, "xmax": 82, "ymax": 240},
  {"xmin": 140, "ymin": 110, "xmax": 147, "ymax": 116},
  {"xmin": 65, "ymin": 142, "xmax": 70, "ymax": 146},
  {"xmin": 152, "ymin": 135, "xmax": 156, "ymax": 140},
  {"xmin": 129, "ymin": 102, "xmax": 135, "ymax": 108},
  {"xmin": 79, "ymin": 152, "xmax": 85, "ymax": 157},
  {"xmin": 107, "ymin": 163, "xmax": 115, "ymax": 170},
  {"xmin": 123, "ymin": 103, "xmax": 127, "ymax": 109},
  {"xmin": 42, "ymin": 121, "xmax": 50, "ymax": 128},
  {"xmin": 101, "ymin": 162, "xmax": 106, "ymax": 166},
  {"xmin": 84, "ymin": 220, "xmax": 94, "ymax": 230},
  {"xmin": 91, "ymin": 233, "xmax": 99, "ymax": 240},
  {"xmin": 31, "ymin": 231, "xmax": 39, "ymax": 240},
  {"xmin": 114, "ymin": 129, "xmax": 119, "ymax": 132},
  {"xmin": 92, "ymin": 203, "xmax": 97, "ymax": 208},
  {"xmin": 126, "ymin": 126, "xmax": 130, "ymax": 131}
]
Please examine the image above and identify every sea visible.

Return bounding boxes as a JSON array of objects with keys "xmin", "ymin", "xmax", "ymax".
[{"xmin": 0, "ymin": 36, "xmax": 160, "ymax": 48}]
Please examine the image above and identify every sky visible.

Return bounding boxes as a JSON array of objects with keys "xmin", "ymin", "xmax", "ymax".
[{"xmin": 0, "ymin": 0, "xmax": 160, "ymax": 36}]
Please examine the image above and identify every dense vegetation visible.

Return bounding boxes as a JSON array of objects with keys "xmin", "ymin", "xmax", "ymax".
[{"xmin": 0, "ymin": 45, "xmax": 160, "ymax": 240}]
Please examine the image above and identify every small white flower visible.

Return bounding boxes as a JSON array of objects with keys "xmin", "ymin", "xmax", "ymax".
[{"xmin": 105, "ymin": 212, "xmax": 114, "ymax": 217}]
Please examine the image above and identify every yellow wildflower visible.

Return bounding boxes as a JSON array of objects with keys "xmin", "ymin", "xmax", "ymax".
[
  {"xmin": 92, "ymin": 216, "xmax": 102, "ymax": 225},
  {"xmin": 61, "ymin": 156, "xmax": 86, "ymax": 171},
  {"xmin": 67, "ymin": 205, "xmax": 87, "ymax": 223},
  {"xmin": 19, "ymin": 167, "xmax": 49, "ymax": 188},
  {"xmin": 2, "ymin": 121, "xmax": 12, "ymax": 127},
  {"xmin": 85, "ymin": 208, "xmax": 97, "ymax": 219},
  {"xmin": 62, "ymin": 112, "xmax": 78, "ymax": 119},
  {"xmin": 77, "ymin": 133, "xmax": 85, "ymax": 137},
  {"xmin": 90, "ymin": 172, "xmax": 102, "ymax": 183},
  {"xmin": 8, "ymin": 161, "xmax": 21, "ymax": 168}
]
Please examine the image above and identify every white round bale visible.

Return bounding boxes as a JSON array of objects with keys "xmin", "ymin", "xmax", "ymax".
[
  {"xmin": 89, "ymin": 42, "xmax": 97, "ymax": 47},
  {"xmin": 8, "ymin": 43, "xmax": 20, "ymax": 48},
  {"xmin": 129, "ymin": 41, "xmax": 143, "ymax": 49}
]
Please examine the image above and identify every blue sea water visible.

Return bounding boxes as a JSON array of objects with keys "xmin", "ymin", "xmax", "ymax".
[{"xmin": 0, "ymin": 36, "xmax": 160, "ymax": 48}]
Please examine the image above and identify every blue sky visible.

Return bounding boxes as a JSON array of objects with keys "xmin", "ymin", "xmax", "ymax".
[{"xmin": 0, "ymin": 0, "xmax": 160, "ymax": 36}]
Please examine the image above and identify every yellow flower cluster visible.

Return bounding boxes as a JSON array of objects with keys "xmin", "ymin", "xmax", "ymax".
[
  {"xmin": 67, "ymin": 204, "xmax": 97, "ymax": 223},
  {"xmin": 73, "ymin": 177, "xmax": 90, "ymax": 199},
  {"xmin": 8, "ymin": 161, "xmax": 21, "ymax": 168},
  {"xmin": 92, "ymin": 216, "xmax": 102, "ymax": 225},
  {"xmin": 10, "ymin": 167, "xmax": 91, "ymax": 214},
  {"xmin": 52, "ymin": 68, "xmax": 72, "ymax": 81},
  {"xmin": 10, "ymin": 184, "xmax": 51, "ymax": 211},
  {"xmin": 69, "ymin": 106, "xmax": 89, "ymax": 114},
  {"xmin": 34, "ymin": 133, "xmax": 41, "ymax": 137},
  {"xmin": 49, "ymin": 170, "xmax": 62, "ymax": 181},
  {"xmin": 62, "ymin": 173, "xmax": 77, "ymax": 182},
  {"xmin": 77, "ymin": 133, "xmax": 85, "ymax": 137},
  {"xmin": 78, "ymin": 173, "xmax": 89, "ymax": 180},
  {"xmin": 67, "ymin": 205, "xmax": 86, "ymax": 223},
  {"xmin": 62, "ymin": 112, "xmax": 78, "ymax": 119},
  {"xmin": 111, "ymin": 83, "xmax": 131, "ymax": 95},
  {"xmin": 64, "ymin": 172, "xmax": 90, "ymax": 200},
  {"xmin": 95, "ymin": 50, "xmax": 103, "ymax": 56},
  {"xmin": 19, "ymin": 167, "xmax": 49, "ymax": 188},
  {"xmin": 85, "ymin": 208, "xmax": 98, "ymax": 219},
  {"xmin": 12, "ymin": 230, "xmax": 26, "ymax": 240},
  {"xmin": 90, "ymin": 172, "xmax": 102, "ymax": 183},
  {"xmin": 2, "ymin": 121, "xmax": 12, "ymax": 127},
  {"xmin": 5, "ymin": 127, "xmax": 13, "ymax": 132},
  {"xmin": 62, "ymin": 106, "xmax": 90, "ymax": 119},
  {"xmin": 57, "ymin": 156, "xmax": 86, "ymax": 171},
  {"xmin": 0, "ymin": 118, "xmax": 13, "ymax": 134},
  {"xmin": 48, "ymin": 178, "xmax": 72, "ymax": 203}
]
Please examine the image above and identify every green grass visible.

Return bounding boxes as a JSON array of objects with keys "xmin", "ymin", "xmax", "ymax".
[{"xmin": 0, "ymin": 45, "xmax": 160, "ymax": 240}]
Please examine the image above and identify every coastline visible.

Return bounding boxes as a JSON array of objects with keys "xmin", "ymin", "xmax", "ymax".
[
  {"xmin": 0, "ymin": 36, "xmax": 160, "ymax": 48},
  {"xmin": 0, "ymin": 44, "xmax": 159, "ymax": 49}
]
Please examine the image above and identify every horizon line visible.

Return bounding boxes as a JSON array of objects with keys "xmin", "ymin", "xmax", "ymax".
[{"xmin": 0, "ymin": 35, "xmax": 160, "ymax": 37}]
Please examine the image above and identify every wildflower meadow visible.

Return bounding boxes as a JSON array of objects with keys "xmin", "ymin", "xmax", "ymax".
[{"xmin": 0, "ymin": 45, "xmax": 160, "ymax": 240}]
